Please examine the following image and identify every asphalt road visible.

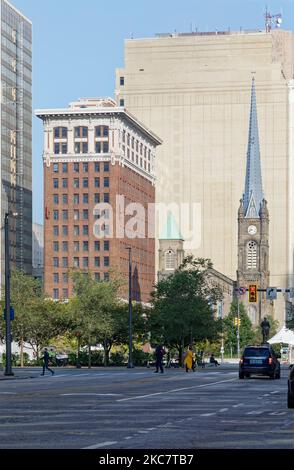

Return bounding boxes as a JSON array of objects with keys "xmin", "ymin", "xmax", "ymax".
[{"xmin": 0, "ymin": 366, "xmax": 293, "ymax": 449}]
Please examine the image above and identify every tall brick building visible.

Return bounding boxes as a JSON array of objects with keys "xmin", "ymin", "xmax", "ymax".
[{"xmin": 36, "ymin": 98, "xmax": 161, "ymax": 302}]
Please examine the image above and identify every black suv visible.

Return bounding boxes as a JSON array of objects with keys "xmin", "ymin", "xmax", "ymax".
[{"xmin": 239, "ymin": 344, "xmax": 280, "ymax": 379}]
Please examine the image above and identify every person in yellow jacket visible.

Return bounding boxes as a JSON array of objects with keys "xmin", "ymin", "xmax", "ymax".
[{"xmin": 184, "ymin": 345, "xmax": 195, "ymax": 372}]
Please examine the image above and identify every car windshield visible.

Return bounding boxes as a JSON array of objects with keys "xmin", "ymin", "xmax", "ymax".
[{"xmin": 243, "ymin": 348, "xmax": 270, "ymax": 357}]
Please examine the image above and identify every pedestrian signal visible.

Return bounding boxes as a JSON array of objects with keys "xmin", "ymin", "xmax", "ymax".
[
  {"xmin": 249, "ymin": 284, "xmax": 257, "ymax": 303},
  {"xmin": 234, "ymin": 317, "xmax": 241, "ymax": 326}
]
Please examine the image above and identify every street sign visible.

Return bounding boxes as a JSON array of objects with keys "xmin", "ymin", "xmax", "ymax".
[
  {"xmin": 3, "ymin": 307, "xmax": 14, "ymax": 321},
  {"xmin": 235, "ymin": 286, "xmax": 246, "ymax": 296},
  {"xmin": 266, "ymin": 287, "xmax": 277, "ymax": 300}
]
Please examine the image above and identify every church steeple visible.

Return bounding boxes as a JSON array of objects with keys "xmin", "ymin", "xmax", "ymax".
[{"xmin": 243, "ymin": 77, "xmax": 264, "ymax": 218}]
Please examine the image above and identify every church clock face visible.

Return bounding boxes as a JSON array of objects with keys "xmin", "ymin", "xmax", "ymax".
[{"xmin": 248, "ymin": 225, "xmax": 257, "ymax": 235}]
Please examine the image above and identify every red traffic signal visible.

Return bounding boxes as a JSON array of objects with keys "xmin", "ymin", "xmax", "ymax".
[{"xmin": 248, "ymin": 284, "xmax": 257, "ymax": 303}]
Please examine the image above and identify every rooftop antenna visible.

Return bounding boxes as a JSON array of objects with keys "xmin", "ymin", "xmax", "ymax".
[{"xmin": 265, "ymin": 6, "xmax": 282, "ymax": 33}]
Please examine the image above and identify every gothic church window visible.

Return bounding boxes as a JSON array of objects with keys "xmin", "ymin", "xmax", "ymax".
[
  {"xmin": 247, "ymin": 240, "xmax": 257, "ymax": 269},
  {"xmin": 165, "ymin": 249, "xmax": 175, "ymax": 271}
]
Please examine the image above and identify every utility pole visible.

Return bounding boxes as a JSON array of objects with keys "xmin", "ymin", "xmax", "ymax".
[
  {"xmin": 126, "ymin": 247, "xmax": 133, "ymax": 368},
  {"xmin": 4, "ymin": 213, "xmax": 13, "ymax": 376}
]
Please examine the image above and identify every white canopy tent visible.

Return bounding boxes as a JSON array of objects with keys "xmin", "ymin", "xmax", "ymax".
[{"xmin": 268, "ymin": 325, "xmax": 294, "ymax": 363}]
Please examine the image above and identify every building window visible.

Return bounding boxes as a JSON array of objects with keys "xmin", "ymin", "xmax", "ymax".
[
  {"xmin": 94, "ymin": 177, "xmax": 100, "ymax": 188},
  {"xmin": 62, "ymin": 257, "xmax": 68, "ymax": 268},
  {"xmin": 83, "ymin": 241, "xmax": 89, "ymax": 252},
  {"xmin": 83, "ymin": 162, "xmax": 88, "ymax": 172},
  {"xmin": 53, "ymin": 273, "xmax": 59, "ymax": 284},
  {"xmin": 104, "ymin": 193, "xmax": 109, "ymax": 203},
  {"xmin": 74, "ymin": 210, "xmax": 79, "ymax": 220},
  {"xmin": 94, "ymin": 241, "xmax": 100, "ymax": 251},
  {"xmin": 73, "ymin": 178, "xmax": 79, "ymax": 188},
  {"xmin": 74, "ymin": 241, "xmax": 80, "ymax": 252},
  {"xmin": 94, "ymin": 257, "xmax": 100, "ymax": 267},
  {"xmin": 83, "ymin": 225, "xmax": 89, "ymax": 235},
  {"xmin": 54, "ymin": 143, "xmax": 67, "ymax": 154},
  {"xmin": 53, "ymin": 163, "xmax": 59, "ymax": 173},
  {"xmin": 73, "ymin": 194, "xmax": 79, "ymax": 205},
  {"xmin": 104, "ymin": 240, "xmax": 109, "ymax": 251},
  {"xmin": 62, "ymin": 288, "xmax": 68, "ymax": 299},
  {"xmin": 83, "ymin": 178, "xmax": 88, "ymax": 188},
  {"xmin": 103, "ymin": 142, "xmax": 109, "ymax": 153},
  {"xmin": 95, "ymin": 142, "xmax": 101, "ymax": 153},
  {"xmin": 53, "ymin": 194, "xmax": 59, "ymax": 204},
  {"xmin": 53, "ymin": 289, "xmax": 59, "ymax": 300},
  {"xmin": 104, "ymin": 162, "xmax": 109, "ymax": 172},
  {"xmin": 247, "ymin": 241, "xmax": 257, "ymax": 269},
  {"xmin": 104, "ymin": 177, "xmax": 109, "ymax": 188},
  {"xmin": 95, "ymin": 125, "xmax": 109, "ymax": 137},
  {"xmin": 74, "ymin": 126, "xmax": 88, "ymax": 138},
  {"xmin": 104, "ymin": 272, "xmax": 109, "ymax": 281},
  {"xmin": 54, "ymin": 127, "xmax": 68, "ymax": 139},
  {"xmin": 62, "ymin": 241, "xmax": 68, "ymax": 252},
  {"xmin": 73, "ymin": 257, "xmax": 79, "ymax": 268},
  {"xmin": 74, "ymin": 163, "xmax": 79, "ymax": 173},
  {"xmin": 62, "ymin": 210, "xmax": 68, "ymax": 220},
  {"xmin": 83, "ymin": 257, "xmax": 89, "ymax": 268},
  {"xmin": 62, "ymin": 178, "xmax": 68, "ymax": 188},
  {"xmin": 62, "ymin": 163, "xmax": 68, "ymax": 173},
  {"xmin": 94, "ymin": 193, "xmax": 100, "ymax": 203},
  {"xmin": 53, "ymin": 210, "xmax": 59, "ymax": 221},
  {"xmin": 53, "ymin": 226, "xmax": 59, "ymax": 236},
  {"xmin": 53, "ymin": 241, "xmax": 59, "ymax": 252},
  {"xmin": 83, "ymin": 194, "xmax": 88, "ymax": 204},
  {"xmin": 120, "ymin": 76, "xmax": 124, "ymax": 86},
  {"xmin": 53, "ymin": 257, "xmax": 59, "ymax": 268},
  {"xmin": 95, "ymin": 162, "xmax": 100, "ymax": 172},
  {"xmin": 104, "ymin": 256, "xmax": 110, "ymax": 267},
  {"xmin": 74, "ymin": 225, "xmax": 79, "ymax": 236},
  {"xmin": 53, "ymin": 179, "xmax": 59, "ymax": 189},
  {"xmin": 165, "ymin": 249, "xmax": 175, "ymax": 271},
  {"xmin": 62, "ymin": 225, "xmax": 68, "ymax": 236},
  {"xmin": 119, "ymin": 99, "xmax": 124, "ymax": 106},
  {"xmin": 94, "ymin": 272, "xmax": 100, "ymax": 281},
  {"xmin": 83, "ymin": 209, "xmax": 88, "ymax": 220},
  {"xmin": 62, "ymin": 272, "xmax": 68, "ymax": 283},
  {"xmin": 62, "ymin": 194, "xmax": 68, "ymax": 204}
]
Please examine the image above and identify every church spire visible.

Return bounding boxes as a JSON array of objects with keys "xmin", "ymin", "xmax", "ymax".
[{"xmin": 243, "ymin": 77, "xmax": 264, "ymax": 218}]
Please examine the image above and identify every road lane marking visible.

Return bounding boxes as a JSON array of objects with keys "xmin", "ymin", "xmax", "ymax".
[
  {"xmin": 246, "ymin": 410, "xmax": 264, "ymax": 415},
  {"xmin": 83, "ymin": 441, "xmax": 118, "ymax": 449},
  {"xmin": 60, "ymin": 393, "xmax": 122, "ymax": 396},
  {"xmin": 269, "ymin": 411, "xmax": 286, "ymax": 415},
  {"xmin": 0, "ymin": 392, "xmax": 17, "ymax": 395},
  {"xmin": 233, "ymin": 404, "xmax": 243, "ymax": 407},
  {"xmin": 219, "ymin": 408, "xmax": 229, "ymax": 412},
  {"xmin": 200, "ymin": 413, "xmax": 216, "ymax": 416},
  {"xmin": 116, "ymin": 378, "xmax": 237, "ymax": 402}
]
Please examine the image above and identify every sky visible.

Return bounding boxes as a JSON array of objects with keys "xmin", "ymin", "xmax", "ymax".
[{"xmin": 11, "ymin": 0, "xmax": 294, "ymax": 224}]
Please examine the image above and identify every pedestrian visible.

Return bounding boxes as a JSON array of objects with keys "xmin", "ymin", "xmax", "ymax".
[
  {"xmin": 41, "ymin": 348, "xmax": 55, "ymax": 376},
  {"xmin": 184, "ymin": 345, "xmax": 195, "ymax": 372},
  {"xmin": 154, "ymin": 344, "xmax": 165, "ymax": 373},
  {"xmin": 209, "ymin": 353, "xmax": 219, "ymax": 366}
]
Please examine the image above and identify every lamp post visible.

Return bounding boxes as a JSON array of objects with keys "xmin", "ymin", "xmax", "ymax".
[
  {"xmin": 125, "ymin": 247, "xmax": 133, "ymax": 368},
  {"xmin": 4, "ymin": 212, "xmax": 13, "ymax": 376}
]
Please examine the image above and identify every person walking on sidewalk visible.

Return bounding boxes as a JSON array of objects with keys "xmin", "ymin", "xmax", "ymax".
[
  {"xmin": 41, "ymin": 348, "xmax": 54, "ymax": 376},
  {"xmin": 154, "ymin": 344, "xmax": 165, "ymax": 373},
  {"xmin": 184, "ymin": 345, "xmax": 195, "ymax": 372}
]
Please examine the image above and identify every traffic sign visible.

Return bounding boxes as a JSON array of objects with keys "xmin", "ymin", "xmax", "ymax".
[{"xmin": 266, "ymin": 287, "xmax": 277, "ymax": 300}]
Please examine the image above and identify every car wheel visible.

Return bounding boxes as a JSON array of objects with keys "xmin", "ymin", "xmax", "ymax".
[
  {"xmin": 239, "ymin": 372, "xmax": 244, "ymax": 379},
  {"xmin": 287, "ymin": 392, "xmax": 294, "ymax": 409}
]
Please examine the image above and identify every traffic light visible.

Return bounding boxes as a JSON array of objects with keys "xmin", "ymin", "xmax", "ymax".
[
  {"xmin": 233, "ymin": 317, "xmax": 241, "ymax": 326},
  {"xmin": 249, "ymin": 284, "xmax": 257, "ymax": 303}
]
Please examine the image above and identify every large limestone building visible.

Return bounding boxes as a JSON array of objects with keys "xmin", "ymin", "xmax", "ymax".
[{"xmin": 115, "ymin": 29, "xmax": 294, "ymax": 326}]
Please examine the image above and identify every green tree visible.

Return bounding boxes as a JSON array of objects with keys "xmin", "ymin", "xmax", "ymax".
[
  {"xmin": 223, "ymin": 299, "xmax": 255, "ymax": 355},
  {"xmin": 148, "ymin": 256, "xmax": 222, "ymax": 365},
  {"xmin": 69, "ymin": 271, "xmax": 120, "ymax": 368}
]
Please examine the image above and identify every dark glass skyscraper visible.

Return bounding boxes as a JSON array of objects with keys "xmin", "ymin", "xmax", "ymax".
[{"xmin": 0, "ymin": 0, "xmax": 32, "ymax": 281}]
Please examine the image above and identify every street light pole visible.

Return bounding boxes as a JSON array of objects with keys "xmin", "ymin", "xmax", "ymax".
[
  {"xmin": 4, "ymin": 212, "xmax": 13, "ymax": 376},
  {"xmin": 237, "ymin": 294, "xmax": 240, "ymax": 358},
  {"xmin": 126, "ymin": 247, "xmax": 133, "ymax": 368}
]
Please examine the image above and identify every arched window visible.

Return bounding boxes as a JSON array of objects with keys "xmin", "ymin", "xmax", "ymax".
[
  {"xmin": 165, "ymin": 249, "xmax": 175, "ymax": 271},
  {"xmin": 247, "ymin": 240, "xmax": 257, "ymax": 269}
]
